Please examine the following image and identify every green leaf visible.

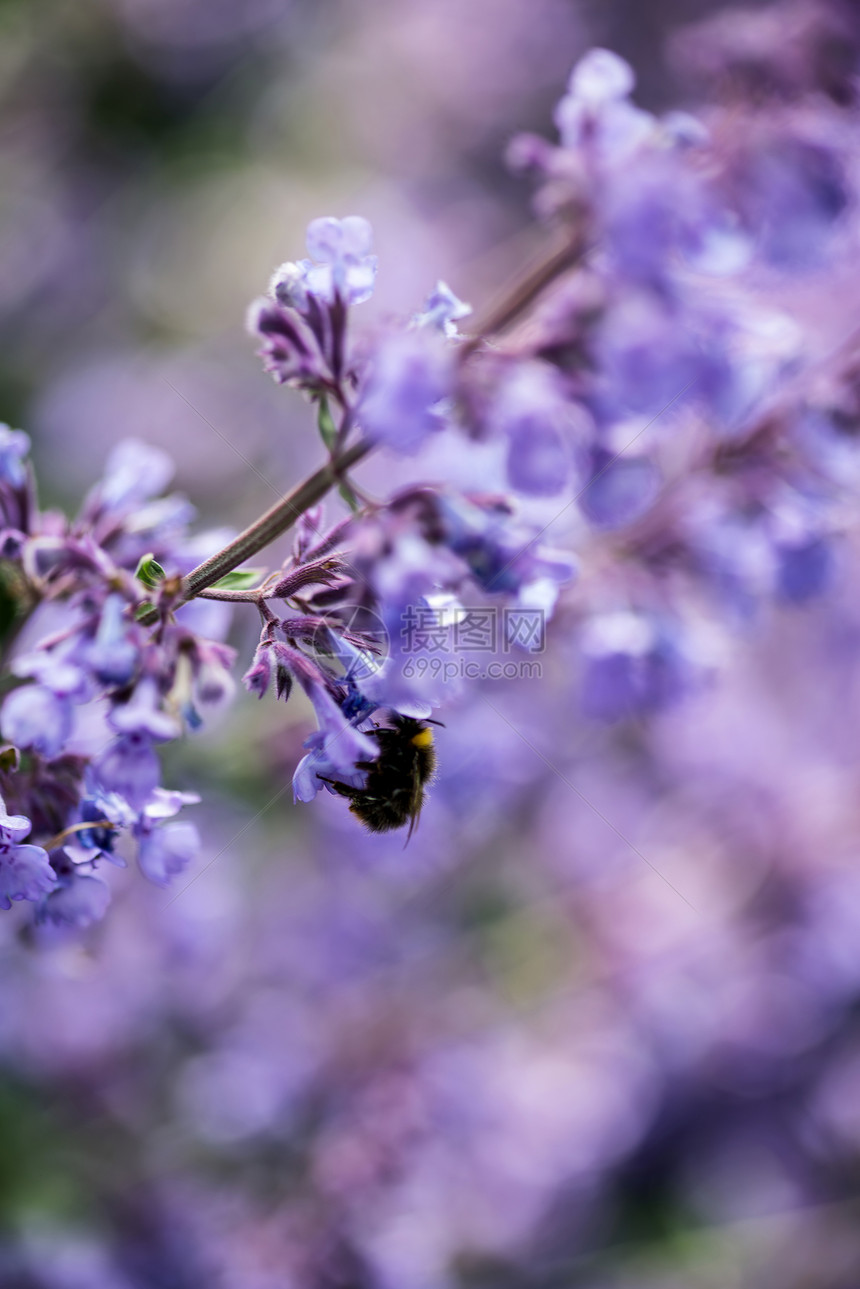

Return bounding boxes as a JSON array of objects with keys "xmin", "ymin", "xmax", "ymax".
[
  {"xmin": 134, "ymin": 553, "xmax": 166, "ymax": 589},
  {"xmin": 135, "ymin": 603, "xmax": 155, "ymax": 621},
  {"xmin": 338, "ymin": 481, "xmax": 361, "ymax": 515},
  {"xmin": 317, "ymin": 397, "xmax": 338, "ymax": 452},
  {"xmin": 0, "ymin": 561, "xmax": 36, "ymax": 651},
  {"xmin": 211, "ymin": 568, "xmax": 266, "ymax": 592}
]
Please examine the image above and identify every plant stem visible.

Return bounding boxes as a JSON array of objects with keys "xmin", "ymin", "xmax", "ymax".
[
  {"xmin": 135, "ymin": 439, "xmax": 371, "ymax": 625},
  {"xmin": 196, "ymin": 588, "xmax": 263, "ymax": 603},
  {"xmin": 143, "ymin": 231, "xmax": 586, "ymax": 626},
  {"xmin": 182, "ymin": 438, "xmax": 371, "ymax": 600},
  {"xmin": 460, "ymin": 226, "xmax": 587, "ymax": 356}
]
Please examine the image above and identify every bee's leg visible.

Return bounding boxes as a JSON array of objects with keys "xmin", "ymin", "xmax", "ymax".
[{"xmin": 317, "ymin": 775, "xmax": 361, "ymax": 801}]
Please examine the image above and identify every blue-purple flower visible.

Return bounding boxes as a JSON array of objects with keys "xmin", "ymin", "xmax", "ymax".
[
  {"xmin": 0, "ymin": 800, "xmax": 55, "ymax": 910},
  {"xmin": 414, "ymin": 281, "xmax": 472, "ymax": 338},
  {"xmin": 555, "ymin": 49, "xmax": 655, "ymax": 162},
  {"xmin": 578, "ymin": 449, "xmax": 661, "ymax": 530},
  {"xmin": 290, "ymin": 657, "xmax": 379, "ymax": 803},
  {"xmin": 358, "ymin": 331, "xmax": 453, "ymax": 454},
  {"xmin": 137, "ymin": 820, "xmax": 199, "ymax": 887},
  {"xmin": 36, "ymin": 868, "xmax": 110, "ymax": 929},
  {"xmin": 83, "ymin": 593, "xmax": 141, "ymax": 687},
  {"xmin": 579, "ymin": 611, "xmax": 706, "ymax": 721},
  {"xmin": 490, "ymin": 362, "xmax": 579, "ymax": 498},
  {"xmin": 93, "ymin": 732, "xmax": 161, "ymax": 811},
  {"xmin": 272, "ymin": 215, "xmax": 377, "ymax": 308},
  {"xmin": 0, "ymin": 424, "xmax": 31, "ymax": 489},
  {"xmin": 84, "ymin": 438, "xmax": 175, "ymax": 518},
  {"xmin": 1, "ymin": 684, "xmax": 74, "ymax": 759}
]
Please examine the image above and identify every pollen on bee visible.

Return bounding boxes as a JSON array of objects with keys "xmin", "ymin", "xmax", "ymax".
[{"xmin": 411, "ymin": 728, "xmax": 434, "ymax": 749}]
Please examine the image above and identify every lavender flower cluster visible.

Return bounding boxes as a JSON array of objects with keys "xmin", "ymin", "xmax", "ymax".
[
  {"xmin": 4, "ymin": 0, "xmax": 860, "ymax": 1285},
  {"xmin": 2, "ymin": 4, "xmax": 860, "ymax": 949},
  {"xmin": 498, "ymin": 39, "xmax": 859, "ymax": 715},
  {"xmin": 0, "ymin": 434, "xmax": 233, "ymax": 930},
  {"xmin": 244, "ymin": 31, "xmax": 860, "ymax": 788}
]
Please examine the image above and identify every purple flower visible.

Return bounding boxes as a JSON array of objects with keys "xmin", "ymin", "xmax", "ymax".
[
  {"xmin": 568, "ymin": 48, "xmax": 635, "ymax": 102},
  {"xmin": 603, "ymin": 154, "xmax": 731, "ymax": 287},
  {"xmin": 732, "ymin": 135, "xmax": 848, "ymax": 270},
  {"xmin": 0, "ymin": 531, "xmax": 24, "ymax": 559},
  {"xmin": 0, "ymin": 424, "xmax": 31, "ymax": 489},
  {"xmin": 0, "ymin": 845, "xmax": 56, "ymax": 909},
  {"xmin": 767, "ymin": 500, "xmax": 836, "ymax": 604},
  {"xmin": 506, "ymin": 424, "xmax": 571, "ymax": 499},
  {"xmin": 242, "ymin": 644, "xmax": 273, "ymax": 699},
  {"xmin": 692, "ymin": 512, "xmax": 775, "ymax": 619},
  {"xmin": 435, "ymin": 493, "xmax": 575, "ymax": 596},
  {"xmin": 37, "ymin": 870, "xmax": 110, "ymax": 929},
  {"xmin": 94, "ymin": 732, "xmax": 160, "ymax": 810},
  {"xmin": 292, "ymin": 504, "xmax": 326, "ymax": 562},
  {"xmin": 555, "ymin": 49, "xmax": 654, "ymax": 162},
  {"xmin": 492, "ymin": 363, "xmax": 578, "ymax": 498},
  {"xmin": 109, "ymin": 678, "xmax": 182, "ymax": 740},
  {"xmin": 142, "ymin": 787, "xmax": 201, "ymax": 820},
  {"xmin": 290, "ymin": 658, "xmax": 378, "ymax": 803},
  {"xmin": 579, "ymin": 611, "xmax": 698, "ymax": 721},
  {"xmin": 0, "ymin": 802, "xmax": 56, "ymax": 909},
  {"xmin": 579, "ymin": 450, "xmax": 661, "ymax": 530},
  {"xmin": 84, "ymin": 593, "xmax": 140, "ymax": 687},
  {"xmin": 293, "ymin": 720, "xmax": 377, "ymax": 803},
  {"xmin": 0, "ymin": 801, "xmax": 33, "ymax": 845},
  {"xmin": 75, "ymin": 789, "xmax": 133, "ymax": 861},
  {"xmin": 357, "ymin": 589, "xmax": 456, "ymax": 713},
  {"xmin": 137, "ymin": 820, "xmax": 199, "ymax": 887},
  {"xmin": 593, "ymin": 295, "xmax": 722, "ymax": 422},
  {"xmin": 192, "ymin": 645, "xmax": 236, "ymax": 712},
  {"xmin": 358, "ymin": 331, "xmax": 453, "ymax": 454},
  {"xmin": 89, "ymin": 439, "xmax": 174, "ymax": 515},
  {"xmin": 1, "ymin": 684, "xmax": 73, "ymax": 758},
  {"xmin": 414, "ymin": 281, "xmax": 472, "ymax": 338},
  {"xmin": 775, "ymin": 535, "xmax": 834, "ymax": 603},
  {"xmin": 14, "ymin": 648, "xmax": 87, "ymax": 699},
  {"xmin": 272, "ymin": 216, "xmax": 378, "ymax": 308},
  {"xmin": 268, "ymin": 260, "xmax": 311, "ymax": 311},
  {"xmin": 303, "ymin": 215, "xmax": 378, "ymax": 305},
  {"xmin": 247, "ymin": 299, "xmax": 323, "ymax": 389}
]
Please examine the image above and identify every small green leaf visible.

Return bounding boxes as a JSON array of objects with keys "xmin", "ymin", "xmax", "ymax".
[
  {"xmin": 135, "ymin": 603, "xmax": 155, "ymax": 621},
  {"xmin": 134, "ymin": 553, "xmax": 166, "ymax": 589},
  {"xmin": 211, "ymin": 568, "xmax": 266, "ymax": 592},
  {"xmin": 338, "ymin": 481, "xmax": 361, "ymax": 515},
  {"xmin": 317, "ymin": 397, "xmax": 338, "ymax": 452}
]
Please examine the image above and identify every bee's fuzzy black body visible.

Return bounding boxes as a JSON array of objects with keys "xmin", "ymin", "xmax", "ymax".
[{"xmin": 323, "ymin": 715, "xmax": 436, "ymax": 838}]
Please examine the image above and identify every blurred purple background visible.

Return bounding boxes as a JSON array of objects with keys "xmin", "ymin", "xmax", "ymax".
[{"xmin": 8, "ymin": 2, "xmax": 860, "ymax": 1288}]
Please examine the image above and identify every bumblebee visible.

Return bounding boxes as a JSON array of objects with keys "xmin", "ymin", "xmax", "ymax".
[{"xmin": 322, "ymin": 715, "xmax": 437, "ymax": 839}]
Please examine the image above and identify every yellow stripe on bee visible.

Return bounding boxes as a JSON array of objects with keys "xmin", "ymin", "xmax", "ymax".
[{"xmin": 411, "ymin": 728, "xmax": 434, "ymax": 748}]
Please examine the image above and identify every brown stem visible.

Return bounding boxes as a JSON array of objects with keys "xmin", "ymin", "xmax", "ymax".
[
  {"xmin": 459, "ymin": 225, "xmax": 587, "ymax": 356},
  {"xmin": 196, "ymin": 588, "xmax": 263, "ymax": 603},
  {"xmin": 137, "ymin": 438, "xmax": 372, "ymax": 625},
  {"xmin": 140, "ymin": 232, "xmax": 586, "ymax": 627},
  {"xmin": 182, "ymin": 438, "xmax": 371, "ymax": 601}
]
